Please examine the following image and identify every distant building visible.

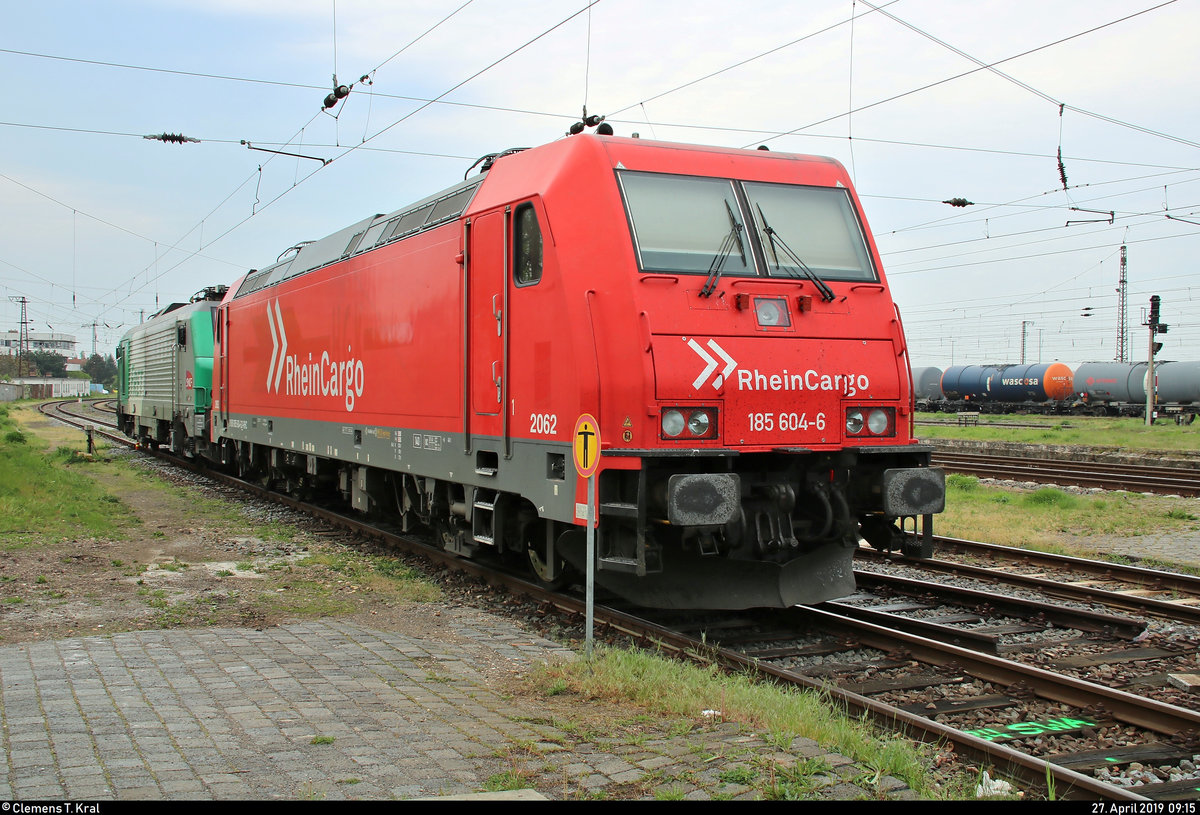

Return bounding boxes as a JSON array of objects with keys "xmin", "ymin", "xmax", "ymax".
[
  {"xmin": 6, "ymin": 377, "xmax": 91, "ymax": 399},
  {"xmin": 0, "ymin": 330, "xmax": 78, "ymax": 356}
]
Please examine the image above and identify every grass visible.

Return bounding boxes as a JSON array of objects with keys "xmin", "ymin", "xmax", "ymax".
[
  {"xmin": 0, "ymin": 406, "xmax": 140, "ymax": 545},
  {"xmin": 2, "ymin": 401, "xmax": 444, "ymax": 637},
  {"xmin": 484, "ymin": 770, "xmax": 535, "ymax": 792},
  {"xmin": 718, "ymin": 765, "xmax": 758, "ymax": 785},
  {"xmin": 916, "ymin": 413, "xmax": 1200, "ymax": 563},
  {"xmin": 915, "ymin": 412, "xmax": 1200, "ymax": 455},
  {"xmin": 259, "ymin": 551, "xmax": 440, "ymax": 617},
  {"xmin": 536, "ymin": 647, "xmax": 982, "ymax": 800},
  {"xmin": 762, "ymin": 757, "xmax": 837, "ymax": 800},
  {"xmin": 938, "ymin": 473, "xmax": 1200, "ymax": 554}
]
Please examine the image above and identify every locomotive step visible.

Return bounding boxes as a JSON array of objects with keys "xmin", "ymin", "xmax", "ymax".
[
  {"xmin": 599, "ymin": 502, "xmax": 638, "ymax": 519},
  {"xmin": 598, "ymin": 556, "xmax": 641, "ymax": 573}
]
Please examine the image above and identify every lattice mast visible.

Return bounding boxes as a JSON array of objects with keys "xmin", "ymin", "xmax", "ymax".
[
  {"xmin": 7, "ymin": 295, "xmax": 29, "ymax": 377},
  {"xmin": 1116, "ymin": 245, "xmax": 1128, "ymax": 362}
]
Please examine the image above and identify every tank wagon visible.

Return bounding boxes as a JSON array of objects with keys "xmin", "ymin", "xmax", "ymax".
[
  {"xmin": 911, "ymin": 366, "xmax": 944, "ymax": 405},
  {"xmin": 116, "ymin": 286, "xmax": 227, "ymax": 454},
  {"xmin": 913, "ymin": 361, "xmax": 1200, "ymax": 420},
  {"xmin": 120, "ymin": 134, "xmax": 946, "ymax": 610},
  {"xmin": 929, "ymin": 363, "xmax": 1075, "ymax": 413},
  {"xmin": 1076, "ymin": 361, "xmax": 1200, "ymax": 420},
  {"xmin": 936, "ymin": 364, "xmax": 1080, "ymax": 415}
]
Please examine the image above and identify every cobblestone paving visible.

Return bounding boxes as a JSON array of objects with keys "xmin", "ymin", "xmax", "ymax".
[{"xmin": 0, "ymin": 614, "xmax": 916, "ymax": 801}]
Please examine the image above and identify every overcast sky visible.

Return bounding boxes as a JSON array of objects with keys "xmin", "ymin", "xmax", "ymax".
[{"xmin": 2, "ymin": 0, "xmax": 1196, "ymax": 368}]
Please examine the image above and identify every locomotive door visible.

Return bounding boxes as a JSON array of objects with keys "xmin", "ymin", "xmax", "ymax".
[
  {"xmin": 469, "ymin": 210, "xmax": 506, "ymax": 422},
  {"xmin": 216, "ymin": 304, "xmax": 229, "ymax": 432}
]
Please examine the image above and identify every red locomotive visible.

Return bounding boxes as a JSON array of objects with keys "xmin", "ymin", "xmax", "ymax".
[{"xmin": 193, "ymin": 132, "xmax": 944, "ymax": 609}]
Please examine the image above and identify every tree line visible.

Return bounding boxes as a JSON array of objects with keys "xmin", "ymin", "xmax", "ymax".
[{"xmin": 0, "ymin": 352, "xmax": 117, "ymax": 389}]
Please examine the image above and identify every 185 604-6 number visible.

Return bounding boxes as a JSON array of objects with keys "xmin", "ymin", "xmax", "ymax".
[{"xmin": 747, "ymin": 412, "xmax": 825, "ymax": 433}]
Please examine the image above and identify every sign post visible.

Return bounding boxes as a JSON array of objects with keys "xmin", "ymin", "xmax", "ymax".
[{"xmin": 572, "ymin": 414, "xmax": 601, "ymax": 660}]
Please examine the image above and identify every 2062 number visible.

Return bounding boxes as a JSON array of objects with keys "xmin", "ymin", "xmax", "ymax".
[{"xmin": 530, "ymin": 413, "xmax": 557, "ymax": 435}]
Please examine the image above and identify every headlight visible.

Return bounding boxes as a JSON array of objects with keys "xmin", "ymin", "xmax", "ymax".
[
  {"xmin": 754, "ymin": 297, "xmax": 791, "ymax": 328},
  {"xmin": 845, "ymin": 409, "xmax": 864, "ymax": 435},
  {"xmin": 845, "ymin": 406, "xmax": 895, "ymax": 437},
  {"xmin": 661, "ymin": 407, "xmax": 718, "ymax": 440},
  {"xmin": 662, "ymin": 409, "xmax": 685, "ymax": 437},
  {"xmin": 687, "ymin": 410, "xmax": 711, "ymax": 436},
  {"xmin": 868, "ymin": 409, "xmax": 890, "ymax": 434}
]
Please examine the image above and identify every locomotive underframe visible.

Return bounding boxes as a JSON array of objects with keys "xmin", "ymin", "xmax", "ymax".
[
  {"xmin": 544, "ymin": 447, "xmax": 942, "ymax": 608},
  {"xmin": 206, "ymin": 414, "xmax": 942, "ymax": 609}
]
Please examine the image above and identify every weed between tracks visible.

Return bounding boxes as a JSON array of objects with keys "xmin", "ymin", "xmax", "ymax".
[
  {"xmin": 939, "ymin": 473, "xmax": 1200, "ymax": 562},
  {"xmin": 526, "ymin": 647, "xmax": 979, "ymax": 800}
]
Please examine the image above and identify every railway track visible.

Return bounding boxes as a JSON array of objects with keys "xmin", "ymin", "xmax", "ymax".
[
  {"xmin": 645, "ymin": 602, "xmax": 1200, "ymax": 801},
  {"xmin": 930, "ymin": 450, "xmax": 1200, "ymax": 496},
  {"xmin": 38, "ymin": 399, "xmax": 1200, "ymax": 800},
  {"xmin": 858, "ymin": 538, "xmax": 1200, "ymax": 625},
  {"xmin": 918, "ymin": 418, "xmax": 1074, "ymax": 429}
]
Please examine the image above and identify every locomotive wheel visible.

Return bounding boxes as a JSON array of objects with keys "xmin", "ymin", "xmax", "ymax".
[
  {"xmin": 527, "ymin": 543, "xmax": 571, "ymax": 590},
  {"xmin": 431, "ymin": 517, "xmax": 454, "ymax": 551}
]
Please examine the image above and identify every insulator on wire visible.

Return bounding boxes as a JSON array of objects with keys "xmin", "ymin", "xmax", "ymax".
[
  {"xmin": 568, "ymin": 113, "xmax": 610, "ymax": 137},
  {"xmin": 323, "ymin": 84, "xmax": 351, "ymax": 109},
  {"xmin": 943, "ymin": 198, "xmax": 973, "ymax": 207},
  {"xmin": 143, "ymin": 132, "xmax": 199, "ymax": 144}
]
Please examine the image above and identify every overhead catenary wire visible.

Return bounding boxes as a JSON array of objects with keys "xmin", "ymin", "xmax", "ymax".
[
  {"xmin": 747, "ymin": 0, "xmax": 1193, "ymax": 151},
  {"xmin": 86, "ymin": 1, "xmax": 605, "ymax": 328},
  {"xmin": 64, "ymin": 2, "xmax": 561, "ymax": 323},
  {"xmin": 0, "ymin": 7, "xmax": 593, "ymax": 334},
  {"xmin": 1, "ymin": 1, "xmax": 1195, "ymax": 358}
]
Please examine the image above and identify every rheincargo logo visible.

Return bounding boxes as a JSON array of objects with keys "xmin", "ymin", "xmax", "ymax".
[
  {"xmin": 736, "ymin": 368, "xmax": 870, "ymax": 397},
  {"xmin": 266, "ymin": 299, "xmax": 364, "ymax": 412}
]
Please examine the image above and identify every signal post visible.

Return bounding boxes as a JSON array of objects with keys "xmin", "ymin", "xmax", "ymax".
[{"xmin": 573, "ymin": 414, "xmax": 600, "ymax": 659}]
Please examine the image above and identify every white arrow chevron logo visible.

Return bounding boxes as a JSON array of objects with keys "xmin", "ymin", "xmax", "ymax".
[
  {"xmin": 687, "ymin": 338, "xmax": 737, "ymax": 390},
  {"xmin": 266, "ymin": 299, "xmax": 287, "ymax": 392}
]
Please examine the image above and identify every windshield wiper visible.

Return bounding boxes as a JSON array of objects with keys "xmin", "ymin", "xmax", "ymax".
[
  {"xmin": 756, "ymin": 205, "xmax": 836, "ymax": 302},
  {"xmin": 699, "ymin": 201, "xmax": 746, "ymax": 298}
]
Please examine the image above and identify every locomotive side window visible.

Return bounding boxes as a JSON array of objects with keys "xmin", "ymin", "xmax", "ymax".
[
  {"xmin": 356, "ymin": 219, "xmax": 391, "ymax": 253},
  {"xmin": 744, "ymin": 182, "xmax": 877, "ymax": 282},
  {"xmin": 513, "ymin": 203, "xmax": 543, "ymax": 286},
  {"xmin": 342, "ymin": 230, "xmax": 367, "ymax": 257},
  {"xmin": 428, "ymin": 186, "xmax": 475, "ymax": 225},
  {"xmin": 387, "ymin": 203, "xmax": 434, "ymax": 240},
  {"xmin": 618, "ymin": 173, "xmax": 751, "ymax": 276}
]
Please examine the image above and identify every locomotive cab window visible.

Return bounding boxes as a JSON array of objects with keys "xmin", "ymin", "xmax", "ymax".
[
  {"xmin": 744, "ymin": 182, "xmax": 877, "ymax": 282},
  {"xmin": 619, "ymin": 172, "xmax": 752, "ymax": 276},
  {"xmin": 513, "ymin": 203, "xmax": 543, "ymax": 286}
]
